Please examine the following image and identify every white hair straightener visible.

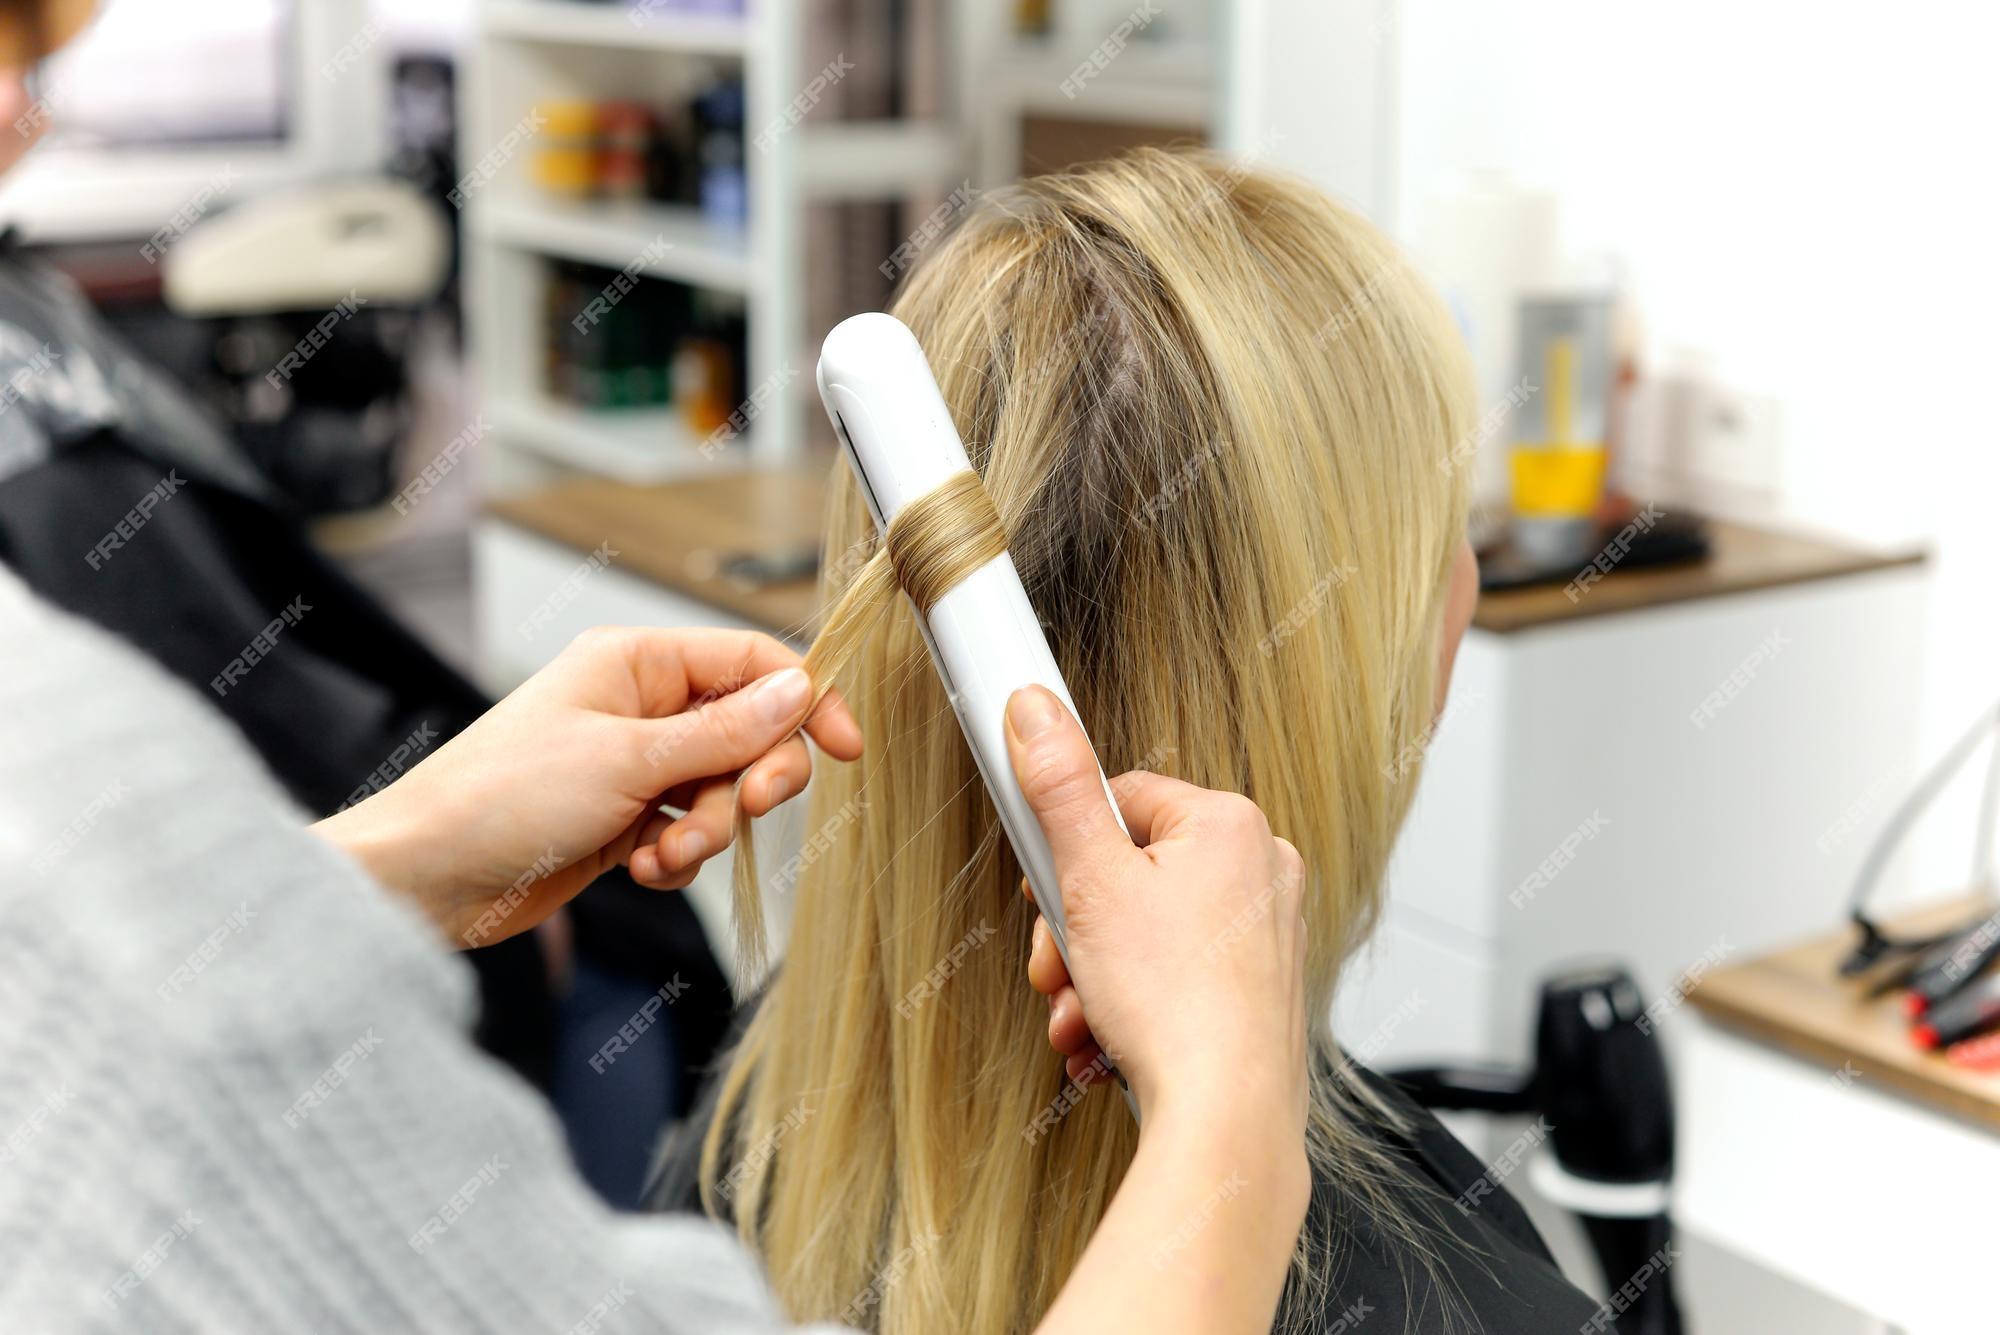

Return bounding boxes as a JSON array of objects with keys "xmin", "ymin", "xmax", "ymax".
[{"xmin": 817, "ymin": 313, "xmax": 1138, "ymax": 1117}]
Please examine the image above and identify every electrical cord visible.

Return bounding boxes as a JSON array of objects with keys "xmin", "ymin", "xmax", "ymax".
[{"xmin": 1840, "ymin": 695, "xmax": 2000, "ymax": 976}]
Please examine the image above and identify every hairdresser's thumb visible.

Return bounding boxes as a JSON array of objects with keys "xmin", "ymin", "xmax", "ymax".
[
  {"xmin": 644, "ymin": 666, "xmax": 813, "ymax": 787},
  {"xmin": 1007, "ymin": 687, "xmax": 1128, "ymax": 884}
]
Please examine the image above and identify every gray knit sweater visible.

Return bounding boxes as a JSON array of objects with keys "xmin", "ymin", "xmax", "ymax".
[{"xmin": 0, "ymin": 571, "xmax": 848, "ymax": 1335}]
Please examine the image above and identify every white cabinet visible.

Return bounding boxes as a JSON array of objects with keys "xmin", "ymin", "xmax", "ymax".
[{"xmin": 1339, "ymin": 556, "xmax": 1930, "ymax": 1073}]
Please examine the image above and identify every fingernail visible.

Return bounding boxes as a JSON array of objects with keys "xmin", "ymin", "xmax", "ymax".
[
  {"xmin": 676, "ymin": 831, "xmax": 708, "ymax": 866},
  {"xmin": 752, "ymin": 668, "xmax": 810, "ymax": 726},
  {"xmin": 1008, "ymin": 687, "xmax": 1062, "ymax": 741},
  {"xmin": 766, "ymin": 775, "xmax": 792, "ymax": 805}
]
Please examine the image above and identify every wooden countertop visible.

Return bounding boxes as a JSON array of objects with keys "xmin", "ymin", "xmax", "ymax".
[
  {"xmin": 487, "ymin": 467, "xmax": 829, "ymax": 637},
  {"xmin": 1688, "ymin": 898, "xmax": 2000, "ymax": 1134},
  {"xmin": 1472, "ymin": 520, "xmax": 1924, "ymax": 634},
  {"xmin": 487, "ymin": 472, "xmax": 1923, "ymax": 641}
]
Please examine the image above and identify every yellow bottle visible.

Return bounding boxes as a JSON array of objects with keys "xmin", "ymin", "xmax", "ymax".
[{"xmin": 1511, "ymin": 297, "xmax": 1611, "ymax": 563}]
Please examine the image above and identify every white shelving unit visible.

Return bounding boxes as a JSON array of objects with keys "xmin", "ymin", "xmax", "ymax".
[
  {"xmin": 471, "ymin": 196, "xmax": 755, "ymax": 292},
  {"xmin": 482, "ymin": 0, "xmax": 751, "ymax": 56},
  {"xmin": 463, "ymin": 0, "xmax": 966, "ymax": 488},
  {"xmin": 968, "ymin": 0, "xmax": 1219, "ymax": 184}
]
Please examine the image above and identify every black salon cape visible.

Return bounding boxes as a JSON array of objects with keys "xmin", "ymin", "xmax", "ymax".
[{"xmin": 646, "ymin": 1046, "xmax": 1613, "ymax": 1333}]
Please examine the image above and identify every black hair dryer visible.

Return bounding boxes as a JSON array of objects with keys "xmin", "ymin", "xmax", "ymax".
[
  {"xmin": 1535, "ymin": 965, "xmax": 1683, "ymax": 1335},
  {"xmin": 1390, "ymin": 963, "xmax": 1685, "ymax": 1335}
]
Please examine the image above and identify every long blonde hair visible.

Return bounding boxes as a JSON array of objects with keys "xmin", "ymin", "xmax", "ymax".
[{"xmin": 703, "ymin": 148, "xmax": 1475, "ymax": 1333}]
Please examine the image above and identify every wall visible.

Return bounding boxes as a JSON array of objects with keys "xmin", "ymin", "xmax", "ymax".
[
  {"xmin": 1390, "ymin": 0, "xmax": 2000, "ymax": 907},
  {"xmin": 1241, "ymin": 0, "xmax": 2000, "ymax": 901}
]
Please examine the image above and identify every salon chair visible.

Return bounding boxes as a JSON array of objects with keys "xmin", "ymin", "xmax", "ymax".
[
  {"xmin": 156, "ymin": 177, "xmax": 452, "ymax": 514},
  {"xmin": 1386, "ymin": 964, "xmax": 1685, "ymax": 1335}
]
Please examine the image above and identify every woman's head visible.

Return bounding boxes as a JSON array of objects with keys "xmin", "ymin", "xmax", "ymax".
[{"xmin": 707, "ymin": 148, "xmax": 1476, "ymax": 1332}]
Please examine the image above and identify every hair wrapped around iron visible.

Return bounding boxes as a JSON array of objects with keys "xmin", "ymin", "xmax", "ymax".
[{"xmin": 729, "ymin": 469, "xmax": 1010, "ymax": 973}]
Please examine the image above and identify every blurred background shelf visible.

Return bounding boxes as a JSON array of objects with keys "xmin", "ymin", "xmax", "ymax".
[
  {"xmin": 472, "ymin": 195, "xmax": 754, "ymax": 292},
  {"xmin": 488, "ymin": 396, "xmax": 741, "ymax": 483},
  {"xmin": 996, "ymin": 44, "xmax": 1214, "ymax": 124},
  {"xmin": 483, "ymin": 0, "xmax": 749, "ymax": 56},
  {"xmin": 796, "ymin": 121, "xmax": 964, "ymax": 200},
  {"xmin": 464, "ymin": 0, "xmax": 983, "ymax": 487}
]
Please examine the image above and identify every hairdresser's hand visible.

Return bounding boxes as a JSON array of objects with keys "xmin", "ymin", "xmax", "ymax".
[
  {"xmin": 313, "ymin": 626, "xmax": 861, "ymax": 946},
  {"xmin": 1004, "ymin": 687, "xmax": 1309, "ymax": 1137},
  {"xmin": 1009, "ymin": 686, "xmax": 1309, "ymax": 1335}
]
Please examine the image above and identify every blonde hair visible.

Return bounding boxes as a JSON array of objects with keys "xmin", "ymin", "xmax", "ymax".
[{"xmin": 706, "ymin": 148, "xmax": 1475, "ymax": 1333}]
